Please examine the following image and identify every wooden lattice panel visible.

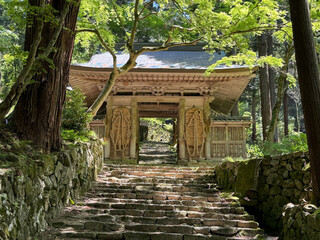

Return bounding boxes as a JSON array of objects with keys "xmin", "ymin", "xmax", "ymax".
[
  {"xmin": 110, "ymin": 107, "xmax": 131, "ymax": 158},
  {"xmin": 185, "ymin": 108, "xmax": 205, "ymax": 158},
  {"xmin": 212, "ymin": 127, "xmax": 226, "ymax": 141},
  {"xmin": 228, "ymin": 127, "xmax": 244, "ymax": 141}
]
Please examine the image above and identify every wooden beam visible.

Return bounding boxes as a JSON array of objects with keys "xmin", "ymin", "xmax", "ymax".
[
  {"xmin": 138, "ymin": 104, "xmax": 178, "ymax": 112},
  {"xmin": 139, "ymin": 111, "xmax": 178, "ymax": 118}
]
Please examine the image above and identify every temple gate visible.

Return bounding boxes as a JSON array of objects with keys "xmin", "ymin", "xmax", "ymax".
[{"xmin": 69, "ymin": 48, "xmax": 255, "ymax": 163}]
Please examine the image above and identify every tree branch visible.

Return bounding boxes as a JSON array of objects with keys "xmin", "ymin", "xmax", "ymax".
[
  {"xmin": 138, "ymin": 0, "xmax": 155, "ymax": 17},
  {"xmin": 76, "ymin": 28, "xmax": 117, "ymax": 70},
  {"xmin": 128, "ymin": 0, "xmax": 140, "ymax": 51},
  {"xmin": 164, "ymin": 25, "xmax": 196, "ymax": 46},
  {"xmin": 138, "ymin": 38, "xmax": 202, "ymax": 55},
  {"xmin": 139, "ymin": 12, "xmax": 157, "ymax": 21}
]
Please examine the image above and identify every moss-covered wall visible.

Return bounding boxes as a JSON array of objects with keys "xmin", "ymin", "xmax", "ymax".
[
  {"xmin": 0, "ymin": 139, "xmax": 103, "ymax": 240},
  {"xmin": 214, "ymin": 152, "xmax": 311, "ymax": 233}
]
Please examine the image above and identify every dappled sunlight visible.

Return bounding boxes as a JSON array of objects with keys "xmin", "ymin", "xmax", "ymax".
[{"xmin": 42, "ymin": 164, "xmax": 268, "ymax": 239}]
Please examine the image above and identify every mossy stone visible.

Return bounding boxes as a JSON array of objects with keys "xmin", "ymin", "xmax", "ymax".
[
  {"xmin": 41, "ymin": 154, "xmax": 55, "ymax": 176},
  {"xmin": 234, "ymin": 159, "xmax": 260, "ymax": 198}
]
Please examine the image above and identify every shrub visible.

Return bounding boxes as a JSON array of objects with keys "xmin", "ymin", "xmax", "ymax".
[
  {"xmin": 61, "ymin": 88, "xmax": 92, "ymax": 141},
  {"xmin": 248, "ymin": 132, "xmax": 308, "ymax": 158}
]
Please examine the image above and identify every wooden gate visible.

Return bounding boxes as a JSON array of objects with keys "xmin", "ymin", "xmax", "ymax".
[{"xmin": 185, "ymin": 108, "xmax": 206, "ymax": 159}]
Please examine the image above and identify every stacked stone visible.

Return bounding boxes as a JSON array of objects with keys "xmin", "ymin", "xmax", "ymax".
[
  {"xmin": 257, "ymin": 152, "xmax": 311, "ymax": 230},
  {"xmin": 282, "ymin": 203, "xmax": 320, "ymax": 240},
  {"xmin": 214, "ymin": 152, "xmax": 311, "ymax": 232},
  {"xmin": 42, "ymin": 164, "xmax": 264, "ymax": 240},
  {"xmin": 0, "ymin": 139, "xmax": 103, "ymax": 240}
]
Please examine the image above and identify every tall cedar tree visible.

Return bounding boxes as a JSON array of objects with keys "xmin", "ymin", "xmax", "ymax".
[
  {"xmin": 258, "ymin": 34, "xmax": 272, "ymax": 140},
  {"xmin": 289, "ymin": 0, "xmax": 320, "ymax": 203},
  {"xmin": 10, "ymin": 0, "xmax": 80, "ymax": 151}
]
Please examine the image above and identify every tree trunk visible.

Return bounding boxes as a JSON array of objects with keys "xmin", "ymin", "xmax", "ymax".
[
  {"xmin": 251, "ymin": 78, "xmax": 257, "ymax": 143},
  {"xmin": 283, "ymin": 86, "xmax": 289, "ymax": 136},
  {"xmin": 289, "ymin": 0, "xmax": 320, "ymax": 203},
  {"xmin": 295, "ymin": 102, "xmax": 300, "ymax": 133},
  {"xmin": 10, "ymin": 0, "xmax": 80, "ymax": 152},
  {"xmin": 267, "ymin": 33, "xmax": 278, "ymax": 142},
  {"xmin": 258, "ymin": 34, "xmax": 272, "ymax": 140},
  {"xmin": 231, "ymin": 101, "xmax": 240, "ymax": 116},
  {"xmin": 265, "ymin": 46, "xmax": 294, "ymax": 142}
]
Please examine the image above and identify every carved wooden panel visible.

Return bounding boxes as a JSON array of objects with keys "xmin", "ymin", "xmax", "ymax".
[
  {"xmin": 110, "ymin": 107, "xmax": 131, "ymax": 158},
  {"xmin": 185, "ymin": 108, "xmax": 205, "ymax": 158}
]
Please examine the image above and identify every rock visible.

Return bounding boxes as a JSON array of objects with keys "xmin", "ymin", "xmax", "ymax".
[
  {"xmin": 295, "ymin": 180, "xmax": 304, "ymax": 191},
  {"xmin": 41, "ymin": 155, "xmax": 55, "ymax": 176},
  {"xmin": 269, "ymin": 186, "xmax": 281, "ymax": 195},
  {"xmin": 283, "ymin": 170, "xmax": 289, "ymax": 178},
  {"xmin": 290, "ymin": 171, "xmax": 303, "ymax": 180},
  {"xmin": 284, "ymin": 203, "xmax": 295, "ymax": 211},
  {"xmin": 303, "ymin": 172, "xmax": 312, "ymax": 185},
  {"xmin": 293, "ymin": 158, "xmax": 305, "ymax": 171},
  {"xmin": 283, "ymin": 179, "xmax": 295, "ymax": 188},
  {"xmin": 282, "ymin": 188, "xmax": 294, "ymax": 197},
  {"xmin": 303, "ymin": 204, "xmax": 317, "ymax": 213},
  {"xmin": 270, "ymin": 159, "xmax": 279, "ymax": 167},
  {"xmin": 286, "ymin": 164, "xmax": 293, "ymax": 171},
  {"xmin": 266, "ymin": 173, "xmax": 282, "ymax": 185}
]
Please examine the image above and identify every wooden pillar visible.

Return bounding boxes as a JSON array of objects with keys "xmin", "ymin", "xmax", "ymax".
[
  {"xmin": 130, "ymin": 98, "xmax": 138, "ymax": 160},
  {"xmin": 171, "ymin": 118, "xmax": 177, "ymax": 146},
  {"xmin": 178, "ymin": 98, "xmax": 186, "ymax": 161},
  {"xmin": 204, "ymin": 97, "xmax": 213, "ymax": 160},
  {"xmin": 104, "ymin": 97, "xmax": 113, "ymax": 159},
  {"xmin": 243, "ymin": 126, "xmax": 247, "ymax": 158},
  {"xmin": 225, "ymin": 125, "xmax": 229, "ymax": 158}
]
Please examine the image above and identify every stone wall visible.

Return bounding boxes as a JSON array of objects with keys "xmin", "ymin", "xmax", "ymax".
[
  {"xmin": 214, "ymin": 152, "xmax": 311, "ymax": 232},
  {"xmin": 0, "ymin": 139, "xmax": 103, "ymax": 240},
  {"xmin": 282, "ymin": 203, "xmax": 320, "ymax": 240}
]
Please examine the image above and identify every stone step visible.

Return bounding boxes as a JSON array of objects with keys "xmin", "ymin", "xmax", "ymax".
[
  {"xmin": 82, "ymin": 201, "xmax": 240, "ymax": 210},
  {"xmin": 87, "ymin": 190, "xmax": 222, "ymax": 198},
  {"xmin": 104, "ymin": 165, "xmax": 215, "ymax": 172},
  {"xmin": 57, "ymin": 229, "xmax": 263, "ymax": 240},
  {"xmin": 41, "ymin": 162, "xmax": 264, "ymax": 240},
  {"xmin": 92, "ymin": 183, "xmax": 218, "ymax": 191},
  {"xmin": 81, "ymin": 196, "xmax": 224, "ymax": 204},
  {"xmin": 98, "ymin": 177, "xmax": 216, "ymax": 185},
  {"xmin": 115, "ymin": 215, "xmax": 255, "ymax": 225}
]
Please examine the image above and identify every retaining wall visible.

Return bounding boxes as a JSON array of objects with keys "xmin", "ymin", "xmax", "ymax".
[
  {"xmin": 0, "ymin": 139, "xmax": 103, "ymax": 240},
  {"xmin": 214, "ymin": 152, "xmax": 311, "ymax": 232}
]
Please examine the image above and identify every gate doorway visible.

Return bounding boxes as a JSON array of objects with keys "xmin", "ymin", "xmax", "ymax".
[{"xmin": 139, "ymin": 118, "xmax": 177, "ymax": 165}]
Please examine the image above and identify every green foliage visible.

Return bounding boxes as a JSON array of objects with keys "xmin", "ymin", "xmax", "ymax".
[
  {"xmin": 141, "ymin": 118, "xmax": 173, "ymax": 142},
  {"xmin": 248, "ymin": 133, "xmax": 308, "ymax": 158},
  {"xmin": 61, "ymin": 88, "xmax": 93, "ymax": 142}
]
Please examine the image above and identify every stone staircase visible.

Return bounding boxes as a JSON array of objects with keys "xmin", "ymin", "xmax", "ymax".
[
  {"xmin": 139, "ymin": 142, "xmax": 177, "ymax": 165},
  {"xmin": 41, "ymin": 165, "xmax": 264, "ymax": 240}
]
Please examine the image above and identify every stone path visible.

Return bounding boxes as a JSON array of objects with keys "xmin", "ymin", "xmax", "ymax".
[
  {"xmin": 40, "ymin": 164, "xmax": 265, "ymax": 240},
  {"xmin": 139, "ymin": 142, "xmax": 177, "ymax": 165}
]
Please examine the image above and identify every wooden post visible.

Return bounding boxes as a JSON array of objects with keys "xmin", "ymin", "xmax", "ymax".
[
  {"xmin": 243, "ymin": 126, "xmax": 247, "ymax": 158},
  {"xmin": 225, "ymin": 125, "xmax": 229, "ymax": 158},
  {"xmin": 204, "ymin": 97, "xmax": 213, "ymax": 160},
  {"xmin": 130, "ymin": 98, "xmax": 138, "ymax": 160},
  {"xmin": 104, "ymin": 97, "xmax": 113, "ymax": 159},
  {"xmin": 178, "ymin": 98, "xmax": 186, "ymax": 161}
]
